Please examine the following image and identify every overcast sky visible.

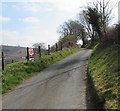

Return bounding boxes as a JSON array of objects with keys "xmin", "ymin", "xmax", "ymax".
[{"xmin": 0, "ymin": 0, "xmax": 119, "ymax": 47}]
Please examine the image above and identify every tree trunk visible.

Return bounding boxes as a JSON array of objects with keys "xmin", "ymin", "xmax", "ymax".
[{"xmin": 82, "ymin": 38, "xmax": 85, "ymax": 47}]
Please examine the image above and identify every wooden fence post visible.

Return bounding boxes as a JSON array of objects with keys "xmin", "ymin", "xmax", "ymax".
[
  {"xmin": 12, "ymin": 59, "xmax": 14, "ymax": 63},
  {"xmin": 38, "ymin": 46, "xmax": 41, "ymax": 57},
  {"xmin": 48, "ymin": 45, "xmax": 50, "ymax": 55},
  {"xmin": 55, "ymin": 43, "xmax": 58, "ymax": 52},
  {"xmin": 27, "ymin": 47, "xmax": 29, "ymax": 61},
  {"xmin": 60, "ymin": 42, "xmax": 62, "ymax": 50},
  {"xmin": 2, "ymin": 52, "xmax": 4, "ymax": 71}
]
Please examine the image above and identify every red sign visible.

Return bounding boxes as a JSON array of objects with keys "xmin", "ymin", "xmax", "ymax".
[{"xmin": 29, "ymin": 49, "xmax": 34, "ymax": 55}]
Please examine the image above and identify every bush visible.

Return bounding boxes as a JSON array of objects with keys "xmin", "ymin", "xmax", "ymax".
[{"xmin": 102, "ymin": 24, "xmax": 119, "ymax": 45}]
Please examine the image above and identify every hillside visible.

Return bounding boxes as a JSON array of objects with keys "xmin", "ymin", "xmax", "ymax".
[
  {"xmin": 1, "ymin": 45, "xmax": 26, "ymax": 64},
  {"xmin": 87, "ymin": 44, "xmax": 119, "ymax": 109},
  {"xmin": 2, "ymin": 45, "xmax": 26, "ymax": 57}
]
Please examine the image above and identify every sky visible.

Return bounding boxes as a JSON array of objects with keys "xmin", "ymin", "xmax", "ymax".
[{"xmin": 0, "ymin": 0, "xmax": 119, "ymax": 47}]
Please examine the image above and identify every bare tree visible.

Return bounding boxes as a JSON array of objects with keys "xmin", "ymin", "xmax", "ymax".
[
  {"xmin": 32, "ymin": 43, "xmax": 46, "ymax": 55},
  {"xmin": 78, "ymin": 0, "xmax": 114, "ymax": 45},
  {"xmin": 79, "ymin": 10, "xmax": 96, "ymax": 45},
  {"xmin": 92, "ymin": 0, "xmax": 114, "ymax": 36},
  {"xmin": 32, "ymin": 43, "xmax": 46, "ymax": 49}
]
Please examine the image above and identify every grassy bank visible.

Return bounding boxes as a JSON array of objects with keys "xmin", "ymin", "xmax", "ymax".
[
  {"xmin": 87, "ymin": 44, "xmax": 120, "ymax": 109},
  {"xmin": 2, "ymin": 48, "xmax": 80, "ymax": 94}
]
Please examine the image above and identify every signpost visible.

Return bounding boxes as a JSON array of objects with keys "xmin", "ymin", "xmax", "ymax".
[
  {"xmin": 27, "ymin": 47, "xmax": 34, "ymax": 61},
  {"xmin": 29, "ymin": 48, "xmax": 34, "ymax": 61},
  {"xmin": 29, "ymin": 49, "xmax": 34, "ymax": 55}
]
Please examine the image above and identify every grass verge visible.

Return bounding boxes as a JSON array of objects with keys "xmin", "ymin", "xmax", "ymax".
[
  {"xmin": 2, "ymin": 48, "xmax": 80, "ymax": 94},
  {"xmin": 87, "ymin": 44, "xmax": 120, "ymax": 110}
]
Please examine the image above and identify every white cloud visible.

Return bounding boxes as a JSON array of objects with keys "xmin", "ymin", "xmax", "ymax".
[
  {"xmin": 48, "ymin": 0, "xmax": 84, "ymax": 12},
  {"xmin": 1, "ymin": 30, "xmax": 36, "ymax": 46},
  {"xmin": 0, "ymin": 0, "xmax": 44, "ymax": 2},
  {"xmin": 11, "ymin": 5, "xmax": 20, "ymax": 10},
  {"xmin": 0, "ymin": 16, "xmax": 11, "ymax": 22},
  {"xmin": 22, "ymin": 17, "xmax": 40, "ymax": 23},
  {"xmin": 21, "ymin": 0, "xmax": 88, "ymax": 13},
  {"xmin": 1, "ymin": 30, "xmax": 21, "ymax": 46},
  {"xmin": 23, "ymin": 3, "xmax": 53, "ymax": 13},
  {"xmin": 24, "ymin": 5, "xmax": 40, "ymax": 12},
  {"xmin": 24, "ymin": 0, "xmax": 119, "ymax": 13},
  {"xmin": 22, "ymin": 26, "xmax": 59, "ymax": 46},
  {"xmin": 1, "ymin": 28, "xmax": 59, "ymax": 47}
]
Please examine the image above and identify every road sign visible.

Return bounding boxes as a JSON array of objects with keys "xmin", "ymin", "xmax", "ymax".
[{"xmin": 29, "ymin": 49, "xmax": 34, "ymax": 55}]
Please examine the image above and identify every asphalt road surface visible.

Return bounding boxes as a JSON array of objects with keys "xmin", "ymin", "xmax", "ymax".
[{"xmin": 3, "ymin": 49, "xmax": 92, "ymax": 109}]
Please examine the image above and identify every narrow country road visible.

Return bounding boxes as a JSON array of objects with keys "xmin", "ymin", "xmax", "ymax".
[{"xmin": 3, "ymin": 49, "xmax": 92, "ymax": 109}]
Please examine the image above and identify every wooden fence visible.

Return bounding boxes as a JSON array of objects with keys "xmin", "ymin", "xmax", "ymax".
[{"xmin": 1, "ymin": 42, "xmax": 63, "ymax": 71}]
